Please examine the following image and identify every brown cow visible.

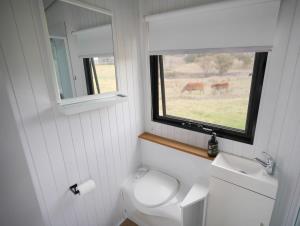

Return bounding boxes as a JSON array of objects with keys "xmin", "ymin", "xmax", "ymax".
[
  {"xmin": 211, "ymin": 82, "xmax": 229, "ymax": 93},
  {"xmin": 181, "ymin": 82, "xmax": 205, "ymax": 94}
]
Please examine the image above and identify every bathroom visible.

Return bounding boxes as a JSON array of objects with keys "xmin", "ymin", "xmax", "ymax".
[{"xmin": 0, "ymin": 0, "xmax": 299, "ymax": 225}]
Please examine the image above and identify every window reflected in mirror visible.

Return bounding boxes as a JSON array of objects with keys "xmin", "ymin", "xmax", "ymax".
[
  {"xmin": 43, "ymin": 0, "xmax": 117, "ymax": 100},
  {"xmin": 83, "ymin": 56, "xmax": 117, "ymax": 95}
]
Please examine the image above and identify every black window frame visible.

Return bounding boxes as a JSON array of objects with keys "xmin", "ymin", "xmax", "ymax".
[
  {"xmin": 150, "ymin": 52, "xmax": 268, "ymax": 144},
  {"xmin": 83, "ymin": 57, "xmax": 101, "ymax": 95}
]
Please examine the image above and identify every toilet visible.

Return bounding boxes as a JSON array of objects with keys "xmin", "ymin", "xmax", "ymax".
[{"xmin": 122, "ymin": 167, "xmax": 208, "ymax": 226}]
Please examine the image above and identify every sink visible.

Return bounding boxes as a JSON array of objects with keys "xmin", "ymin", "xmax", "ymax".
[
  {"xmin": 211, "ymin": 152, "xmax": 278, "ymax": 199},
  {"xmin": 214, "ymin": 152, "xmax": 262, "ymax": 175}
]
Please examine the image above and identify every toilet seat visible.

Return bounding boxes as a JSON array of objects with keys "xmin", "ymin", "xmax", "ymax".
[{"xmin": 134, "ymin": 170, "xmax": 179, "ymax": 208}]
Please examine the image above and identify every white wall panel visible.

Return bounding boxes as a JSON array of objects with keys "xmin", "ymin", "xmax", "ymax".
[
  {"xmin": 141, "ymin": 140, "xmax": 211, "ymax": 187},
  {"xmin": 0, "ymin": 39, "xmax": 45, "ymax": 226},
  {"xmin": 0, "ymin": 1, "xmax": 143, "ymax": 226},
  {"xmin": 269, "ymin": 1, "xmax": 300, "ymax": 225}
]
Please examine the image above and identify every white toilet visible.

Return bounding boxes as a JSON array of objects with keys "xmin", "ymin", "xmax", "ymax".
[{"xmin": 122, "ymin": 167, "xmax": 208, "ymax": 226}]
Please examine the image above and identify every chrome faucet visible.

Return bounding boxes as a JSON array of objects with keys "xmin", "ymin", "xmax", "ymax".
[{"xmin": 254, "ymin": 152, "xmax": 275, "ymax": 175}]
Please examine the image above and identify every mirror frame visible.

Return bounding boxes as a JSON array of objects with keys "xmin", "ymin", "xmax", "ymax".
[{"xmin": 39, "ymin": 0, "xmax": 120, "ymax": 105}]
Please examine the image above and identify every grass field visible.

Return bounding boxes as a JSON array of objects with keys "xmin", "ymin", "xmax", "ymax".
[
  {"xmin": 94, "ymin": 64, "xmax": 117, "ymax": 93},
  {"xmin": 160, "ymin": 52, "xmax": 254, "ymax": 130},
  {"xmin": 161, "ymin": 74, "xmax": 251, "ymax": 130}
]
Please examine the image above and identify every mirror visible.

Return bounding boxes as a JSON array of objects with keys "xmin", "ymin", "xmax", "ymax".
[{"xmin": 43, "ymin": 0, "xmax": 117, "ymax": 101}]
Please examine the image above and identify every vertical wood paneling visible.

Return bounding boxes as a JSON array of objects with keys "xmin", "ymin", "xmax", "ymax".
[
  {"xmin": 99, "ymin": 108, "xmax": 120, "ymax": 222},
  {"xmin": 55, "ymin": 113, "xmax": 85, "ymax": 226},
  {"xmin": 80, "ymin": 112, "xmax": 104, "ymax": 225},
  {"xmin": 92, "ymin": 113, "xmax": 112, "ymax": 221},
  {"xmin": 113, "ymin": 0, "xmax": 143, "ymax": 174},
  {"xmin": 270, "ymin": 2, "xmax": 300, "ymax": 224},
  {"xmin": 0, "ymin": 0, "xmax": 143, "ymax": 226},
  {"xmin": 0, "ymin": 1, "xmax": 65, "ymax": 225},
  {"xmin": 0, "ymin": 43, "xmax": 45, "ymax": 226},
  {"xmin": 11, "ymin": 2, "xmax": 81, "ymax": 225}
]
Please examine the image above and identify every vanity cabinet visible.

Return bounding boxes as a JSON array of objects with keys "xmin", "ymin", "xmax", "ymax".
[{"xmin": 206, "ymin": 177, "xmax": 275, "ymax": 226}]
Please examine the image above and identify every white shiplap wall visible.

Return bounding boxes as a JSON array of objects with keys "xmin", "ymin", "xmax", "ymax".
[
  {"xmin": 269, "ymin": 1, "xmax": 300, "ymax": 225},
  {"xmin": 0, "ymin": 0, "xmax": 143, "ymax": 226},
  {"xmin": 139, "ymin": 0, "xmax": 300, "ymax": 225},
  {"xmin": 0, "ymin": 44, "xmax": 45, "ymax": 226}
]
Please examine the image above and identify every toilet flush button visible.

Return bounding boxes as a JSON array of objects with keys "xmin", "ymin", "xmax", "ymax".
[{"xmin": 134, "ymin": 167, "xmax": 149, "ymax": 179}]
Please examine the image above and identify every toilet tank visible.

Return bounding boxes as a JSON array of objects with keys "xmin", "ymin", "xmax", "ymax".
[{"xmin": 206, "ymin": 177, "xmax": 275, "ymax": 226}]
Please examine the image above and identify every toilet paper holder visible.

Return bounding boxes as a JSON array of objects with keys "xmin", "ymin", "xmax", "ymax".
[
  {"xmin": 70, "ymin": 180, "xmax": 96, "ymax": 195},
  {"xmin": 69, "ymin": 184, "xmax": 80, "ymax": 195}
]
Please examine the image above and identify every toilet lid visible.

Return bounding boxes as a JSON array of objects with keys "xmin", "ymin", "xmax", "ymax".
[{"xmin": 134, "ymin": 170, "xmax": 179, "ymax": 207}]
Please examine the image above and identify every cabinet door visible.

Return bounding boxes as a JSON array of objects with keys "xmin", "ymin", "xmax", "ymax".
[{"xmin": 206, "ymin": 177, "xmax": 275, "ymax": 226}]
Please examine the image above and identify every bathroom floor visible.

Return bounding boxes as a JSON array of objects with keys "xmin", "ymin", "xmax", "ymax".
[{"xmin": 120, "ymin": 219, "xmax": 138, "ymax": 226}]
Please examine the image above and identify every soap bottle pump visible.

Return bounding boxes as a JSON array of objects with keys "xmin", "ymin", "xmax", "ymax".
[{"xmin": 208, "ymin": 132, "xmax": 219, "ymax": 157}]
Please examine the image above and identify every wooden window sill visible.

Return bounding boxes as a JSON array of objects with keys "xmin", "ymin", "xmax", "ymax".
[{"xmin": 138, "ymin": 132, "xmax": 215, "ymax": 161}]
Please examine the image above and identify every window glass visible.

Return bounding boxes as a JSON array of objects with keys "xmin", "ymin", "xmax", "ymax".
[
  {"xmin": 159, "ymin": 52, "xmax": 255, "ymax": 131},
  {"xmin": 93, "ymin": 56, "xmax": 117, "ymax": 94},
  {"xmin": 83, "ymin": 56, "xmax": 117, "ymax": 95}
]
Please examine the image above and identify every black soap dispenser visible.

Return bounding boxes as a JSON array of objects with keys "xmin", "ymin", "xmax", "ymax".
[{"xmin": 208, "ymin": 132, "xmax": 219, "ymax": 157}]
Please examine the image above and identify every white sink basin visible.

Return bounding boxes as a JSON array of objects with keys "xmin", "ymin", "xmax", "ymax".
[{"xmin": 211, "ymin": 152, "xmax": 278, "ymax": 199}]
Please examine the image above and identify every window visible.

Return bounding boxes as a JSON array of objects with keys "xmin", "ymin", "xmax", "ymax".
[
  {"xmin": 83, "ymin": 56, "xmax": 117, "ymax": 95},
  {"xmin": 150, "ymin": 51, "xmax": 268, "ymax": 144}
]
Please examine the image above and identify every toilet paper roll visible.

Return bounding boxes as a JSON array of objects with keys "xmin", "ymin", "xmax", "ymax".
[{"xmin": 77, "ymin": 180, "xmax": 96, "ymax": 196}]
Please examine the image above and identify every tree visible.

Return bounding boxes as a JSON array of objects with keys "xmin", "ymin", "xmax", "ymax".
[
  {"xmin": 197, "ymin": 55, "xmax": 214, "ymax": 75},
  {"xmin": 237, "ymin": 54, "xmax": 252, "ymax": 68},
  {"xmin": 184, "ymin": 53, "xmax": 206, "ymax": 63},
  {"xmin": 214, "ymin": 54, "xmax": 234, "ymax": 75},
  {"xmin": 184, "ymin": 54, "xmax": 196, "ymax": 63}
]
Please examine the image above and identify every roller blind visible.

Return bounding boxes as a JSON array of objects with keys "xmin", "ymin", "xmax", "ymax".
[
  {"xmin": 73, "ymin": 24, "xmax": 114, "ymax": 57},
  {"xmin": 146, "ymin": 0, "xmax": 281, "ymax": 54}
]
